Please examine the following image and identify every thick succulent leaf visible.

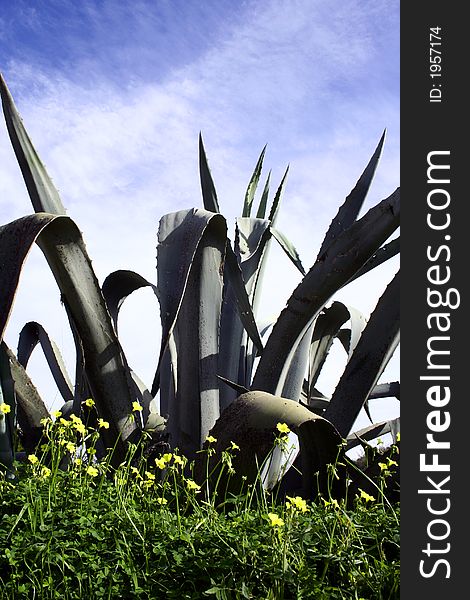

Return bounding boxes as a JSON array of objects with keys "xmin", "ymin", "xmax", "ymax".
[
  {"xmin": 270, "ymin": 227, "xmax": 305, "ymax": 275},
  {"xmin": 242, "ymin": 145, "xmax": 266, "ymax": 217},
  {"xmin": 256, "ymin": 171, "xmax": 271, "ymax": 219},
  {"xmin": 1, "ymin": 342, "xmax": 49, "ymax": 453},
  {"xmin": 347, "ymin": 237, "xmax": 400, "ymax": 285},
  {"xmin": 0, "ymin": 344, "xmax": 15, "ymax": 475},
  {"xmin": 252, "ymin": 188, "xmax": 399, "ymax": 395},
  {"xmin": 307, "ymin": 303, "xmax": 349, "ymax": 396},
  {"xmin": 0, "ymin": 213, "xmax": 57, "ymax": 341},
  {"xmin": 323, "ymin": 270, "xmax": 400, "ymax": 437},
  {"xmin": 277, "ymin": 322, "xmax": 314, "ymax": 401},
  {"xmin": 195, "ymin": 391, "xmax": 342, "ymax": 496},
  {"xmin": 102, "ymin": 270, "xmax": 157, "ymax": 334},
  {"xmin": 155, "ymin": 208, "xmax": 226, "ymax": 457},
  {"xmin": 17, "ymin": 321, "xmax": 74, "ymax": 403},
  {"xmin": 0, "ymin": 74, "xmax": 65, "ymax": 215},
  {"xmin": 198, "ymin": 133, "xmax": 220, "ymax": 213},
  {"xmin": 317, "ymin": 130, "xmax": 386, "ymax": 258},
  {"xmin": 369, "ymin": 381, "xmax": 400, "ymax": 401},
  {"xmin": 0, "ymin": 213, "xmax": 139, "ymax": 460},
  {"xmin": 346, "ymin": 417, "xmax": 400, "ymax": 451},
  {"xmin": 152, "ymin": 208, "xmax": 227, "ymax": 396}
]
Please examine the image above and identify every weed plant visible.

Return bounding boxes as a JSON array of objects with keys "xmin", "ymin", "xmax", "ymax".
[{"xmin": 0, "ymin": 405, "xmax": 399, "ymax": 599}]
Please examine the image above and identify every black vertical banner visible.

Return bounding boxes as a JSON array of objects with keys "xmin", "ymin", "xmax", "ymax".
[{"xmin": 401, "ymin": 3, "xmax": 466, "ymax": 597}]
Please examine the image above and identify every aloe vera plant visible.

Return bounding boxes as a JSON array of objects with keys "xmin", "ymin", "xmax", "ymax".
[{"xmin": 0, "ymin": 73, "xmax": 399, "ymax": 498}]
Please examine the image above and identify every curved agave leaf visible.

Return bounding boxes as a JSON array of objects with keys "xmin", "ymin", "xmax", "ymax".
[
  {"xmin": 369, "ymin": 381, "xmax": 400, "ymax": 401},
  {"xmin": 196, "ymin": 391, "xmax": 342, "ymax": 497},
  {"xmin": 198, "ymin": 133, "xmax": 220, "ymax": 213},
  {"xmin": 316, "ymin": 130, "xmax": 386, "ymax": 258},
  {"xmin": 1, "ymin": 342, "xmax": 49, "ymax": 453},
  {"xmin": 346, "ymin": 417, "xmax": 400, "ymax": 451},
  {"xmin": 252, "ymin": 188, "xmax": 399, "ymax": 396},
  {"xmin": 347, "ymin": 236, "xmax": 400, "ymax": 285},
  {"xmin": 307, "ymin": 302, "xmax": 350, "ymax": 396},
  {"xmin": 17, "ymin": 321, "xmax": 74, "ymax": 403},
  {"xmin": 153, "ymin": 208, "xmax": 227, "ymax": 457},
  {"xmin": 324, "ymin": 270, "xmax": 400, "ymax": 437},
  {"xmin": 101, "ymin": 269, "xmax": 158, "ymax": 334},
  {"xmin": 0, "ymin": 214, "xmax": 139, "ymax": 461}
]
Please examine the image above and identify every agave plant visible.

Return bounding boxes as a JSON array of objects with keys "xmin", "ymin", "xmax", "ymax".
[{"xmin": 0, "ymin": 73, "xmax": 399, "ymax": 498}]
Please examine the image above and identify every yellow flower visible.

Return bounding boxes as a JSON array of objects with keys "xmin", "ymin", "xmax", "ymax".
[
  {"xmin": 157, "ymin": 497, "xmax": 168, "ymax": 505},
  {"xmin": 205, "ymin": 435, "xmax": 217, "ymax": 444},
  {"xmin": 185, "ymin": 479, "xmax": 201, "ymax": 492},
  {"xmin": 59, "ymin": 418, "xmax": 71, "ymax": 427},
  {"xmin": 52, "ymin": 410, "xmax": 62, "ymax": 419},
  {"xmin": 268, "ymin": 513, "xmax": 284, "ymax": 528},
  {"xmin": 86, "ymin": 466, "xmax": 99, "ymax": 477},
  {"xmin": 84, "ymin": 398, "xmax": 95, "ymax": 408},
  {"xmin": 155, "ymin": 457, "xmax": 166, "ymax": 470},
  {"xmin": 40, "ymin": 417, "xmax": 51, "ymax": 426},
  {"xmin": 230, "ymin": 441, "xmax": 240, "ymax": 451},
  {"xmin": 66, "ymin": 442, "xmax": 76, "ymax": 454},
  {"xmin": 0, "ymin": 403, "xmax": 11, "ymax": 414},
  {"xmin": 74, "ymin": 422, "xmax": 87, "ymax": 435},
  {"xmin": 28, "ymin": 454, "xmax": 39, "ymax": 465},
  {"xmin": 396, "ymin": 432, "xmax": 400, "ymax": 443},
  {"xmin": 322, "ymin": 497, "xmax": 340, "ymax": 509},
  {"xmin": 286, "ymin": 495, "xmax": 309, "ymax": 513},
  {"xmin": 358, "ymin": 488, "xmax": 375, "ymax": 503},
  {"xmin": 162, "ymin": 453, "xmax": 173, "ymax": 463},
  {"xmin": 145, "ymin": 471, "xmax": 156, "ymax": 481},
  {"xmin": 75, "ymin": 458, "xmax": 82, "ymax": 466},
  {"xmin": 276, "ymin": 422, "xmax": 290, "ymax": 434},
  {"xmin": 98, "ymin": 418, "xmax": 109, "ymax": 429},
  {"xmin": 378, "ymin": 462, "xmax": 388, "ymax": 471},
  {"xmin": 387, "ymin": 458, "xmax": 398, "ymax": 467},
  {"xmin": 40, "ymin": 466, "xmax": 51, "ymax": 478},
  {"xmin": 173, "ymin": 454, "xmax": 184, "ymax": 466},
  {"xmin": 132, "ymin": 401, "xmax": 143, "ymax": 412}
]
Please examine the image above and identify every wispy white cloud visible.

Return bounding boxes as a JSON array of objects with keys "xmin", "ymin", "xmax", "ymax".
[{"xmin": 0, "ymin": 0, "xmax": 399, "ymax": 423}]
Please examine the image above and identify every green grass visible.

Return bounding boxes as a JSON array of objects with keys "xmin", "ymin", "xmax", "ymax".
[{"xmin": 0, "ymin": 413, "xmax": 399, "ymax": 599}]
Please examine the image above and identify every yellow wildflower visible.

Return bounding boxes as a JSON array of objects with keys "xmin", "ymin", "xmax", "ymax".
[
  {"xmin": 276, "ymin": 422, "xmax": 290, "ymax": 434},
  {"xmin": 286, "ymin": 495, "xmax": 309, "ymax": 513},
  {"xmin": 230, "ymin": 441, "xmax": 240, "ymax": 451},
  {"xmin": 358, "ymin": 488, "xmax": 375, "ymax": 503},
  {"xmin": 132, "ymin": 401, "xmax": 143, "ymax": 412},
  {"xmin": 206, "ymin": 435, "xmax": 217, "ymax": 444},
  {"xmin": 162, "ymin": 453, "xmax": 173, "ymax": 463},
  {"xmin": 173, "ymin": 454, "xmax": 184, "ymax": 467},
  {"xmin": 98, "ymin": 418, "xmax": 109, "ymax": 429},
  {"xmin": 40, "ymin": 466, "xmax": 51, "ymax": 478},
  {"xmin": 75, "ymin": 422, "xmax": 87, "ymax": 435},
  {"xmin": 157, "ymin": 497, "xmax": 168, "ymax": 505},
  {"xmin": 52, "ymin": 410, "xmax": 62, "ymax": 419},
  {"xmin": 66, "ymin": 442, "xmax": 76, "ymax": 454},
  {"xmin": 155, "ymin": 457, "xmax": 166, "ymax": 470},
  {"xmin": 59, "ymin": 418, "xmax": 71, "ymax": 427},
  {"xmin": 396, "ymin": 432, "xmax": 400, "ymax": 443},
  {"xmin": 84, "ymin": 398, "xmax": 95, "ymax": 408},
  {"xmin": 28, "ymin": 454, "xmax": 39, "ymax": 465},
  {"xmin": 268, "ymin": 513, "xmax": 284, "ymax": 527},
  {"xmin": 86, "ymin": 466, "xmax": 99, "ymax": 477},
  {"xmin": 186, "ymin": 479, "xmax": 201, "ymax": 492},
  {"xmin": 145, "ymin": 471, "xmax": 156, "ymax": 481},
  {"xmin": 0, "ymin": 403, "xmax": 11, "ymax": 414}
]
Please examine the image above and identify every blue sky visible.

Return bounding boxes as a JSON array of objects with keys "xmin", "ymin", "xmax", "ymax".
[{"xmin": 0, "ymin": 0, "xmax": 399, "ymax": 430}]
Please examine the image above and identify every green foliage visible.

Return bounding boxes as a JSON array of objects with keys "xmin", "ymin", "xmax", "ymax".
[{"xmin": 0, "ymin": 426, "xmax": 399, "ymax": 599}]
